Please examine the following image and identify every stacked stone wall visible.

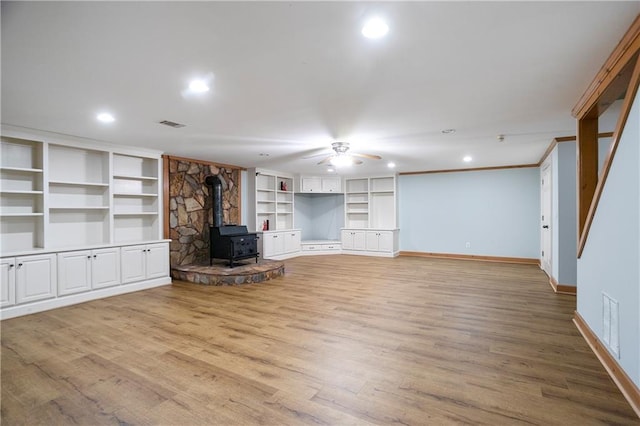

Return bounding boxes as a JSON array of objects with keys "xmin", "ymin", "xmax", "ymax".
[{"xmin": 167, "ymin": 158, "xmax": 240, "ymax": 266}]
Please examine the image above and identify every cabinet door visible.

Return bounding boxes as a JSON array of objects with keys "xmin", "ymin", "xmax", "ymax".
[
  {"xmin": 57, "ymin": 250, "xmax": 92, "ymax": 296},
  {"xmin": 15, "ymin": 254, "xmax": 56, "ymax": 304},
  {"xmin": 341, "ymin": 230, "xmax": 353, "ymax": 250},
  {"xmin": 263, "ymin": 233, "xmax": 285, "ymax": 258},
  {"xmin": 378, "ymin": 231, "xmax": 394, "ymax": 252},
  {"xmin": 321, "ymin": 177, "xmax": 341, "ymax": 193},
  {"xmin": 366, "ymin": 232, "xmax": 380, "ymax": 251},
  {"xmin": 301, "ymin": 177, "xmax": 322, "ymax": 192},
  {"xmin": 0, "ymin": 258, "xmax": 16, "ymax": 307},
  {"xmin": 284, "ymin": 231, "xmax": 301, "ymax": 253},
  {"xmin": 92, "ymin": 248, "xmax": 121, "ymax": 289},
  {"xmin": 146, "ymin": 243, "xmax": 169, "ymax": 280},
  {"xmin": 121, "ymin": 245, "xmax": 146, "ymax": 284},
  {"xmin": 342, "ymin": 230, "xmax": 366, "ymax": 250},
  {"xmin": 353, "ymin": 231, "xmax": 366, "ymax": 250}
]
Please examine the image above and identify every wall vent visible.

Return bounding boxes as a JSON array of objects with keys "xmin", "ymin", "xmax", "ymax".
[{"xmin": 158, "ymin": 120, "xmax": 186, "ymax": 128}]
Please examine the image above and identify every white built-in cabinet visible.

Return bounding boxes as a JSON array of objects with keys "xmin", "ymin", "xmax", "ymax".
[
  {"xmin": 57, "ymin": 247, "xmax": 121, "ymax": 295},
  {"xmin": 248, "ymin": 169, "xmax": 302, "ymax": 260},
  {"xmin": 342, "ymin": 176, "xmax": 399, "ymax": 257},
  {"xmin": 261, "ymin": 230, "xmax": 301, "ymax": 259},
  {"xmin": 297, "ymin": 176, "xmax": 342, "ymax": 193},
  {"xmin": 247, "ymin": 169, "xmax": 294, "ymax": 232},
  {"xmin": 121, "ymin": 243, "xmax": 169, "ymax": 284},
  {"xmin": 0, "ymin": 129, "xmax": 171, "ymax": 320}
]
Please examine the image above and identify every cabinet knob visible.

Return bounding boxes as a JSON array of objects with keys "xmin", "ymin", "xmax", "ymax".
[
  {"xmin": 9, "ymin": 264, "xmax": 14, "ymax": 268},
  {"xmin": 17, "ymin": 263, "xmax": 23, "ymax": 267},
  {"xmin": 87, "ymin": 255, "xmax": 91, "ymax": 259},
  {"xmin": 93, "ymin": 255, "xmax": 97, "ymax": 258}
]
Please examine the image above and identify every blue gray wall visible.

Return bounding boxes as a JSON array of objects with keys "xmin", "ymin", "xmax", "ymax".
[
  {"xmin": 294, "ymin": 193, "xmax": 344, "ymax": 240},
  {"xmin": 551, "ymin": 142, "xmax": 577, "ymax": 286},
  {"xmin": 398, "ymin": 168, "xmax": 540, "ymax": 258},
  {"xmin": 577, "ymin": 90, "xmax": 640, "ymax": 388}
]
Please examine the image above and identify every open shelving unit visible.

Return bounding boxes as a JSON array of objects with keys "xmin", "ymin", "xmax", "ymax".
[
  {"xmin": 0, "ymin": 137, "xmax": 45, "ymax": 251},
  {"xmin": 112, "ymin": 153, "xmax": 160, "ymax": 244},
  {"xmin": 249, "ymin": 169, "xmax": 294, "ymax": 232},
  {"xmin": 344, "ymin": 176, "xmax": 397, "ymax": 229}
]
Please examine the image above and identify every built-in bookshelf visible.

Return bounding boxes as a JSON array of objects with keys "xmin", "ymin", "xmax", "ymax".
[
  {"xmin": 0, "ymin": 134, "xmax": 163, "ymax": 253},
  {"xmin": 344, "ymin": 176, "xmax": 397, "ymax": 229},
  {"xmin": 0, "ymin": 137, "xmax": 45, "ymax": 251},
  {"xmin": 248, "ymin": 169, "xmax": 294, "ymax": 232},
  {"xmin": 112, "ymin": 154, "xmax": 160, "ymax": 243}
]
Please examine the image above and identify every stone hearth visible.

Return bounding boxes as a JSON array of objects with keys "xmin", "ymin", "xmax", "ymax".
[{"xmin": 171, "ymin": 260, "xmax": 285, "ymax": 286}]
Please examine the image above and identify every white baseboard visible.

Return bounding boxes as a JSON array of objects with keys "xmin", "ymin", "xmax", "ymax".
[{"xmin": 1, "ymin": 276, "xmax": 172, "ymax": 320}]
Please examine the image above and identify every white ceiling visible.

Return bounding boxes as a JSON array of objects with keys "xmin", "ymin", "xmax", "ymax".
[{"xmin": 2, "ymin": 2, "xmax": 638, "ymax": 176}]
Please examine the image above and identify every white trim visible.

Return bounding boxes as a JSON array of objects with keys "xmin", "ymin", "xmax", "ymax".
[{"xmin": 0, "ymin": 276, "xmax": 171, "ymax": 320}]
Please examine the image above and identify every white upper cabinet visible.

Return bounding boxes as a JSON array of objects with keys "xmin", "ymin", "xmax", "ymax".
[{"xmin": 297, "ymin": 176, "xmax": 342, "ymax": 193}]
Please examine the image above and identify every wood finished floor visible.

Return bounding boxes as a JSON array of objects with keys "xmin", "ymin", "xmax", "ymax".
[{"xmin": 1, "ymin": 255, "xmax": 638, "ymax": 425}]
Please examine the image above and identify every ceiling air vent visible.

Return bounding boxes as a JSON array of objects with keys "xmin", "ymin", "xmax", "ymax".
[{"xmin": 158, "ymin": 120, "xmax": 186, "ymax": 128}]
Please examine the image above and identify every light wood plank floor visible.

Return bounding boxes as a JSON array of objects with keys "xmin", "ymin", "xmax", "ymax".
[{"xmin": 2, "ymin": 255, "xmax": 638, "ymax": 425}]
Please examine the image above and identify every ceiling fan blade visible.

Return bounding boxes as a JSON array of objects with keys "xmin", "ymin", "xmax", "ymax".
[
  {"xmin": 351, "ymin": 152, "xmax": 382, "ymax": 160},
  {"xmin": 302, "ymin": 149, "xmax": 331, "ymax": 159},
  {"xmin": 317, "ymin": 155, "xmax": 334, "ymax": 165}
]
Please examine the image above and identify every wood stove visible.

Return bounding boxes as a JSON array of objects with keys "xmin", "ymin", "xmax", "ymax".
[
  {"xmin": 209, "ymin": 225, "xmax": 258, "ymax": 267},
  {"xmin": 205, "ymin": 175, "xmax": 258, "ymax": 267}
]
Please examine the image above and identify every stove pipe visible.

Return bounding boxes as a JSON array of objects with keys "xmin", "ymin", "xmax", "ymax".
[{"xmin": 205, "ymin": 175, "xmax": 223, "ymax": 227}]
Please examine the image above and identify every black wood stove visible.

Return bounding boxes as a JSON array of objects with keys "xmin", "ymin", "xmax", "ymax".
[
  {"xmin": 205, "ymin": 175, "xmax": 258, "ymax": 267},
  {"xmin": 209, "ymin": 225, "xmax": 258, "ymax": 267}
]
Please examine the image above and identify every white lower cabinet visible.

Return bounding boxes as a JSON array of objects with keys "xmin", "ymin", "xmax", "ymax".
[
  {"xmin": 1, "ymin": 241, "xmax": 170, "ymax": 319},
  {"xmin": 121, "ymin": 242, "xmax": 169, "ymax": 284},
  {"xmin": 365, "ymin": 231, "xmax": 394, "ymax": 252},
  {"xmin": 58, "ymin": 248, "xmax": 121, "ymax": 296},
  {"xmin": 342, "ymin": 229, "xmax": 398, "ymax": 257},
  {"xmin": 1, "ymin": 254, "xmax": 57, "ymax": 306},
  {"xmin": 261, "ymin": 230, "xmax": 301, "ymax": 259},
  {"xmin": 341, "ymin": 230, "xmax": 366, "ymax": 250}
]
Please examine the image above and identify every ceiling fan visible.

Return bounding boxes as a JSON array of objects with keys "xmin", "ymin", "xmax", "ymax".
[{"xmin": 314, "ymin": 142, "xmax": 382, "ymax": 167}]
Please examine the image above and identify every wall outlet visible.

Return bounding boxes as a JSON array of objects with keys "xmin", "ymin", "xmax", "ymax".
[{"xmin": 465, "ymin": 242, "xmax": 471, "ymax": 248}]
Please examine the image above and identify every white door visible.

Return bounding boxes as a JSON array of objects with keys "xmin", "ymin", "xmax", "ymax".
[
  {"xmin": 321, "ymin": 177, "xmax": 341, "ymax": 193},
  {"xmin": 15, "ymin": 254, "xmax": 56, "ymax": 304},
  {"xmin": 378, "ymin": 231, "xmax": 394, "ymax": 252},
  {"xmin": 341, "ymin": 230, "xmax": 354, "ymax": 250},
  {"xmin": 146, "ymin": 243, "xmax": 169, "ymax": 279},
  {"xmin": 353, "ymin": 231, "xmax": 366, "ymax": 250},
  {"xmin": 57, "ymin": 250, "xmax": 92, "ymax": 296},
  {"xmin": 541, "ymin": 164, "xmax": 552, "ymax": 275},
  {"xmin": 284, "ymin": 231, "xmax": 301, "ymax": 253},
  {"xmin": 121, "ymin": 245, "xmax": 146, "ymax": 284},
  {"xmin": 0, "ymin": 258, "xmax": 16, "ymax": 307},
  {"xmin": 301, "ymin": 177, "xmax": 322, "ymax": 192},
  {"xmin": 366, "ymin": 231, "xmax": 380, "ymax": 251},
  {"xmin": 92, "ymin": 248, "xmax": 121, "ymax": 289}
]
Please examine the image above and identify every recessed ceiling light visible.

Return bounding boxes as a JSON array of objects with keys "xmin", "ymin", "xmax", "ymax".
[
  {"xmin": 362, "ymin": 17, "xmax": 389, "ymax": 39},
  {"xmin": 463, "ymin": 156, "xmax": 473, "ymax": 163},
  {"xmin": 442, "ymin": 129, "xmax": 456, "ymax": 134},
  {"xmin": 259, "ymin": 153, "xmax": 270, "ymax": 157},
  {"xmin": 327, "ymin": 167, "xmax": 335, "ymax": 173},
  {"xmin": 96, "ymin": 112, "xmax": 115, "ymax": 123},
  {"xmin": 387, "ymin": 162, "xmax": 396, "ymax": 168},
  {"xmin": 188, "ymin": 79, "xmax": 210, "ymax": 93}
]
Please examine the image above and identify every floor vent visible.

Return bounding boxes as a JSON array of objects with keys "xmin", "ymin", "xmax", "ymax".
[{"xmin": 158, "ymin": 120, "xmax": 186, "ymax": 128}]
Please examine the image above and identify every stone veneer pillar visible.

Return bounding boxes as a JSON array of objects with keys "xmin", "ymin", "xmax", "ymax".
[{"xmin": 165, "ymin": 157, "xmax": 241, "ymax": 267}]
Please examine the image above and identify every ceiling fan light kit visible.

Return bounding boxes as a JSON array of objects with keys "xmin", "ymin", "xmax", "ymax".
[{"xmin": 316, "ymin": 141, "xmax": 382, "ymax": 168}]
